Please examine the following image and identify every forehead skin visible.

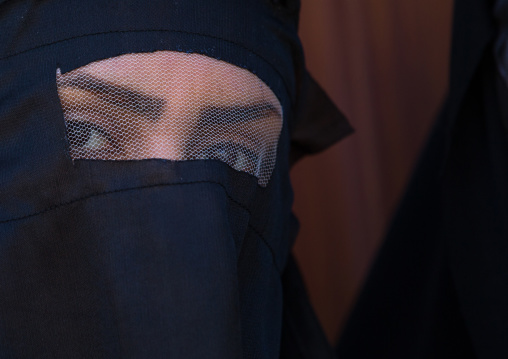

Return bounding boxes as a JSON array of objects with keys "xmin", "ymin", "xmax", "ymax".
[{"xmin": 80, "ymin": 51, "xmax": 282, "ymax": 111}]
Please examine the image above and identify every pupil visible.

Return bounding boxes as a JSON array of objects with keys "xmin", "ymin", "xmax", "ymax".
[{"xmin": 67, "ymin": 121, "xmax": 92, "ymax": 147}]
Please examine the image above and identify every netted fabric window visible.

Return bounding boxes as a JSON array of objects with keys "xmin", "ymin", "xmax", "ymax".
[{"xmin": 57, "ymin": 51, "xmax": 283, "ymax": 186}]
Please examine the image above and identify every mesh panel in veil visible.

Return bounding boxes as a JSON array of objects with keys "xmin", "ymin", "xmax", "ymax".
[{"xmin": 56, "ymin": 51, "xmax": 283, "ymax": 186}]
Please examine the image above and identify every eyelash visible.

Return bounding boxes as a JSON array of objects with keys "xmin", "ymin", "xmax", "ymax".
[
  {"xmin": 203, "ymin": 142, "xmax": 260, "ymax": 174},
  {"xmin": 65, "ymin": 120, "xmax": 120, "ymax": 153},
  {"xmin": 65, "ymin": 117, "xmax": 265, "ymax": 174}
]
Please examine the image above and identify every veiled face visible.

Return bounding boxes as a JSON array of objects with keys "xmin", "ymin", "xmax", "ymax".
[{"xmin": 57, "ymin": 51, "xmax": 283, "ymax": 186}]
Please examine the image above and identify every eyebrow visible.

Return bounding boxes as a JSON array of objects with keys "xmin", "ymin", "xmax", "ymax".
[
  {"xmin": 57, "ymin": 72, "xmax": 166, "ymax": 120},
  {"xmin": 199, "ymin": 103, "xmax": 282, "ymax": 124}
]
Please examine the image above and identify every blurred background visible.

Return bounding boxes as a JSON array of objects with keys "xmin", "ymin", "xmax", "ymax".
[{"xmin": 291, "ymin": 0, "xmax": 455, "ymax": 344}]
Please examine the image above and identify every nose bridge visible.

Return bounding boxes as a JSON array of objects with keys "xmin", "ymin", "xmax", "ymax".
[{"xmin": 147, "ymin": 78, "xmax": 198, "ymax": 159}]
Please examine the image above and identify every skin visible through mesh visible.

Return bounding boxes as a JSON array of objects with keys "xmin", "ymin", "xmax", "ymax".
[{"xmin": 56, "ymin": 51, "xmax": 283, "ymax": 186}]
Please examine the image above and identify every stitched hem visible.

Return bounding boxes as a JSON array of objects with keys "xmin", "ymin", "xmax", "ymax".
[
  {"xmin": 0, "ymin": 179, "xmax": 279, "ymax": 267},
  {"xmin": 247, "ymin": 224, "xmax": 282, "ymax": 273},
  {"xmin": 0, "ymin": 180, "xmax": 248, "ymax": 223}
]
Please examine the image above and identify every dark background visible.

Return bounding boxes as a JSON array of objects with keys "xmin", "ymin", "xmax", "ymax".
[{"xmin": 292, "ymin": 0, "xmax": 454, "ymax": 343}]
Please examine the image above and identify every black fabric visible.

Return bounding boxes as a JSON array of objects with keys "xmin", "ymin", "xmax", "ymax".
[
  {"xmin": 494, "ymin": 0, "xmax": 508, "ymax": 85},
  {"xmin": 337, "ymin": 0, "xmax": 508, "ymax": 357},
  {"xmin": 280, "ymin": 248, "xmax": 337, "ymax": 359},
  {"xmin": 443, "ymin": 54, "xmax": 508, "ymax": 358},
  {"xmin": 496, "ymin": 71, "xmax": 508, "ymax": 131},
  {"xmin": 290, "ymin": 72, "xmax": 353, "ymax": 166},
  {"xmin": 0, "ymin": 0, "xmax": 351, "ymax": 358}
]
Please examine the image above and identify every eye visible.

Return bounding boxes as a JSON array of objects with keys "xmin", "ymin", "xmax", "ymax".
[
  {"xmin": 65, "ymin": 120, "xmax": 119, "ymax": 156},
  {"xmin": 205, "ymin": 142, "xmax": 260, "ymax": 174}
]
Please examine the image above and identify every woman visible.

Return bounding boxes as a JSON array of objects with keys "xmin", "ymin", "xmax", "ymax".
[{"xmin": 0, "ymin": 0, "xmax": 351, "ymax": 357}]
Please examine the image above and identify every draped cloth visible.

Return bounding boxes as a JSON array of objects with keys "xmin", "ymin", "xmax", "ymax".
[
  {"xmin": 337, "ymin": 0, "xmax": 508, "ymax": 357},
  {"xmin": 0, "ymin": 1, "xmax": 351, "ymax": 357}
]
